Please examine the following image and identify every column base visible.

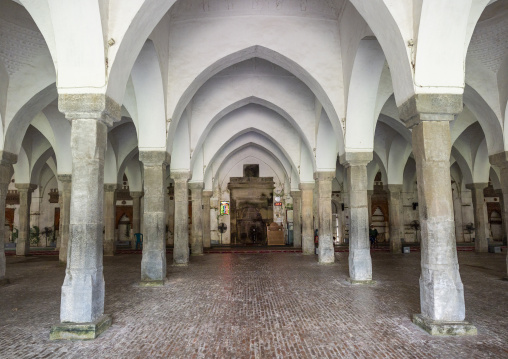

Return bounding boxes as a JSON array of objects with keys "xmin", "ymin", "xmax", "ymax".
[
  {"xmin": 50, "ymin": 314, "xmax": 112, "ymax": 340},
  {"xmin": 412, "ymin": 314, "xmax": 477, "ymax": 336},
  {"xmin": 347, "ymin": 278, "xmax": 376, "ymax": 285},
  {"xmin": 0, "ymin": 277, "xmax": 10, "ymax": 286},
  {"xmin": 502, "ymin": 276, "xmax": 508, "ymax": 281},
  {"xmin": 139, "ymin": 280, "xmax": 165, "ymax": 287}
]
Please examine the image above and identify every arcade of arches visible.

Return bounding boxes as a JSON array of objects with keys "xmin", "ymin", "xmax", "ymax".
[{"xmin": 0, "ymin": 0, "xmax": 507, "ymax": 347}]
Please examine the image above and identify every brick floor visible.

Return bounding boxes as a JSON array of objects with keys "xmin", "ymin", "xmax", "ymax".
[{"xmin": 0, "ymin": 251, "xmax": 507, "ymax": 358}]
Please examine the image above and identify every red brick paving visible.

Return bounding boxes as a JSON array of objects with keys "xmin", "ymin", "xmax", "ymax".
[{"xmin": 0, "ymin": 251, "xmax": 506, "ymax": 358}]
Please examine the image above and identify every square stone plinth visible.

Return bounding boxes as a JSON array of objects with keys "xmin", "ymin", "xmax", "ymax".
[
  {"xmin": 412, "ymin": 314, "xmax": 477, "ymax": 336},
  {"xmin": 347, "ymin": 278, "xmax": 376, "ymax": 285},
  {"xmin": 50, "ymin": 314, "xmax": 112, "ymax": 340}
]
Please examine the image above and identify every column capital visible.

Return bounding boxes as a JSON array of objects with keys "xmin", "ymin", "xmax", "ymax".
[
  {"xmin": 339, "ymin": 152, "xmax": 373, "ymax": 167},
  {"xmin": 57, "ymin": 174, "xmax": 72, "ymax": 183},
  {"xmin": 202, "ymin": 190, "xmax": 213, "ymax": 198},
  {"xmin": 387, "ymin": 184, "xmax": 403, "ymax": 193},
  {"xmin": 171, "ymin": 170, "xmax": 190, "ymax": 182},
  {"xmin": 398, "ymin": 93, "xmax": 463, "ymax": 129},
  {"xmin": 299, "ymin": 182, "xmax": 315, "ymax": 191},
  {"xmin": 315, "ymin": 171, "xmax": 335, "ymax": 182},
  {"xmin": 58, "ymin": 94, "xmax": 121, "ymax": 126},
  {"xmin": 189, "ymin": 182, "xmax": 204, "ymax": 191},
  {"xmin": 139, "ymin": 150, "xmax": 170, "ymax": 166},
  {"xmin": 465, "ymin": 183, "xmax": 488, "ymax": 191},
  {"xmin": 15, "ymin": 183, "xmax": 37, "ymax": 192},
  {"xmin": 290, "ymin": 190, "xmax": 301, "ymax": 198},
  {"xmin": 0, "ymin": 151, "xmax": 17, "ymax": 166},
  {"xmin": 489, "ymin": 151, "xmax": 508, "ymax": 169},
  {"xmin": 130, "ymin": 191, "xmax": 144, "ymax": 199},
  {"xmin": 104, "ymin": 183, "xmax": 119, "ymax": 192}
]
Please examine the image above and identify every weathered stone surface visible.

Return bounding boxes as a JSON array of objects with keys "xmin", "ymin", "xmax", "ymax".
[
  {"xmin": 411, "ymin": 115, "xmax": 466, "ymax": 323},
  {"xmin": 50, "ymin": 315, "xmax": 112, "ymax": 340},
  {"xmin": 140, "ymin": 151, "xmax": 168, "ymax": 283},
  {"xmin": 103, "ymin": 184, "xmax": 118, "ymax": 256},
  {"xmin": 465, "ymin": 183, "xmax": 489, "ymax": 253},
  {"xmin": 412, "ymin": 314, "xmax": 477, "ymax": 336},
  {"xmin": 58, "ymin": 94, "xmax": 121, "ymax": 126},
  {"xmin": 290, "ymin": 191, "xmax": 302, "ymax": 248},
  {"xmin": 171, "ymin": 171, "xmax": 190, "ymax": 265},
  {"xmin": 15, "ymin": 183, "xmax": 36, "ymax": 256},
  {"xmin": 299, "ymin": 183, "xmax": 314, "ymax": 255},
  {"xmin": 316, "ymin": 172, "xmax": 335, "ymax": 264},
  {"xmin": 58, "ymin": 175, "xmax": 72, "ymax": 263},
  {"xmin": 130, "ymin": 192, "xmax": 143, "ymax": 249},
  {"xmin": 341, "ymin": 155, "xmax": 373, "ymax": 283},
  {"xmin": 202, "ymin": 190, "xmax": 212, "ymax": 249},
  {"xmin": 398, "ymin": 93, "xmax": 463, "ymax": 128},
  {"xmin": 0, "ymin": 161, "xmax": 14, "ymax": 283},
  {"xmin": 60, "ymin": 118, "xmax": 108, "ymax": 324},
  {"xmin": 189, "ymin": 182, "xmax": 204, "ymax": 255},
  {"xmin": 388, "ymin": 185, "xmax": 404, "ymax": 254}
]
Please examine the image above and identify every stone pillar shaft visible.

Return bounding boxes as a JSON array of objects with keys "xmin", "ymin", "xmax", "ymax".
[
  {"xmin": 494, "ymin": 189, "xmax": 505, "ymax": 243},
  {"xmin": 316, "ymin": 172, "xmax": 335, "ymax": 264},
  {"xmin": 103, "ymin": 184, "xmax": 117, "ymax": 256},
  {"xmin": 190, "ymin": 182, "xmax": 204, "ymax": 255},
  {"xmin": 489, "ymin": 154, "xmax": 508, "ymax": 279},
  {"xmin": 58, "ymin": 175, "xmax": 72, "ymax": 263},
  {"xmin": 172, "ymin": 171, "xmax": 190, "ymax": 265},
  {"xmin": 466, "ymin": 183, "xmax": 489, "ymax": 253},
  {"xmin": 300, "ymin": 183, "xmax": 314, "ymax": 255},
  {"xmin": 411, "ymin": 118, "xmax": 465, "ymax": 321},
  {"xmin": 343, "ymin": 155, "xmax": 373, "ymax": 283},
  {"xmin": 139, "ymin": 151, "xmax": 168, "ymax": 284},
  {"xmin": 130, "ymin": 192, "xmax": 143, "ymax": 249},
  {"xmin": 290, "ymin": 191, "xmax": 302, "ymax": 248},
  {"xmin": 388, "ymin": 185, "xmax": 404, "ymax": 254},
  {"xmin": 202, "ymin": 191, "xmax": 212, "ymax": 249},
  {"xmin": 60, "ymin": 118, "xmax": 108, "ymax": 323},
  {"xmin": 0, "ymin": 161, "xmax": 14, "ymax": 284},
  {"xmin": 15, "ymin": 184, "xmax": 35, "ymax": 256}
]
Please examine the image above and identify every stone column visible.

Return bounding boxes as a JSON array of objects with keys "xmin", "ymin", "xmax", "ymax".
[
  {"xmin": 299, "ymin": 183, "xmax": 314, "ymax": 255},
  {"xmin": 465, "ymin": 183, "xmax": 489, "ymax": 253},
  {"xmin": 489, "ymin": 153, "xmax": 508, "ymax": 279},
  {"xmin": 51, "ymin": 95, "xmax": 120, "ymax": 340},
  {"xmin": 171, "ymin": 171, "xmax": 190, "ymax": 265},
  {"xmin": 290, "ymin": 191, "xmax": 302, "ymax": 248},
  {"xmin": 202, "ymin": 190, "xmax": 212, "ymax": 249},
  {"xmin": 367, "ymin": 190, "xmax": 374, "ymax": 225},
  {"xmin": 0, "ymin": 157, "xmax": 15, "ymax": 285},
  {"xmin": 56, "ymin": 190, "xmax": 63, "ymax": 250},
  {"xmin": 103, "ymin": 184, "xmax": 117, "ymax": 256},
  {"xmin": 388, "ymin": 184, "xmax": 404, "ymax": 254},
  {"xmin": 15, "ymin": 183, "xmax": 35, "ymax": 256},
  {"xmin": 58, "ymin": 175, "xmax": 72, "ymax": 263},
  {"xmin": 494, "ymin": 189, "xmax": 505, "ymax": 244},
  {"xmin": 400, "ymin": 94, "xmax": 475, "ymax": 335},
  {"xmin": 452, "ymin": 187, "xmax": 464, "ymax": 242},
  {"xmin": 316, "ymin": 172, "xmax": 335, "ymax": 264},
  {"xmin": 139, "ymin": 151, "xmax": 169, "ymax": 285},
  {"xmin": 130, "ymin": 191, "xmax": 143, "ymax": 249},
  {"xmin": 341, "ymin": 153, "xmax": 373, "ymax": 284},
  {"xmin": 189, "ymin": 182, "xmax": 204, "ymax": 255}
]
